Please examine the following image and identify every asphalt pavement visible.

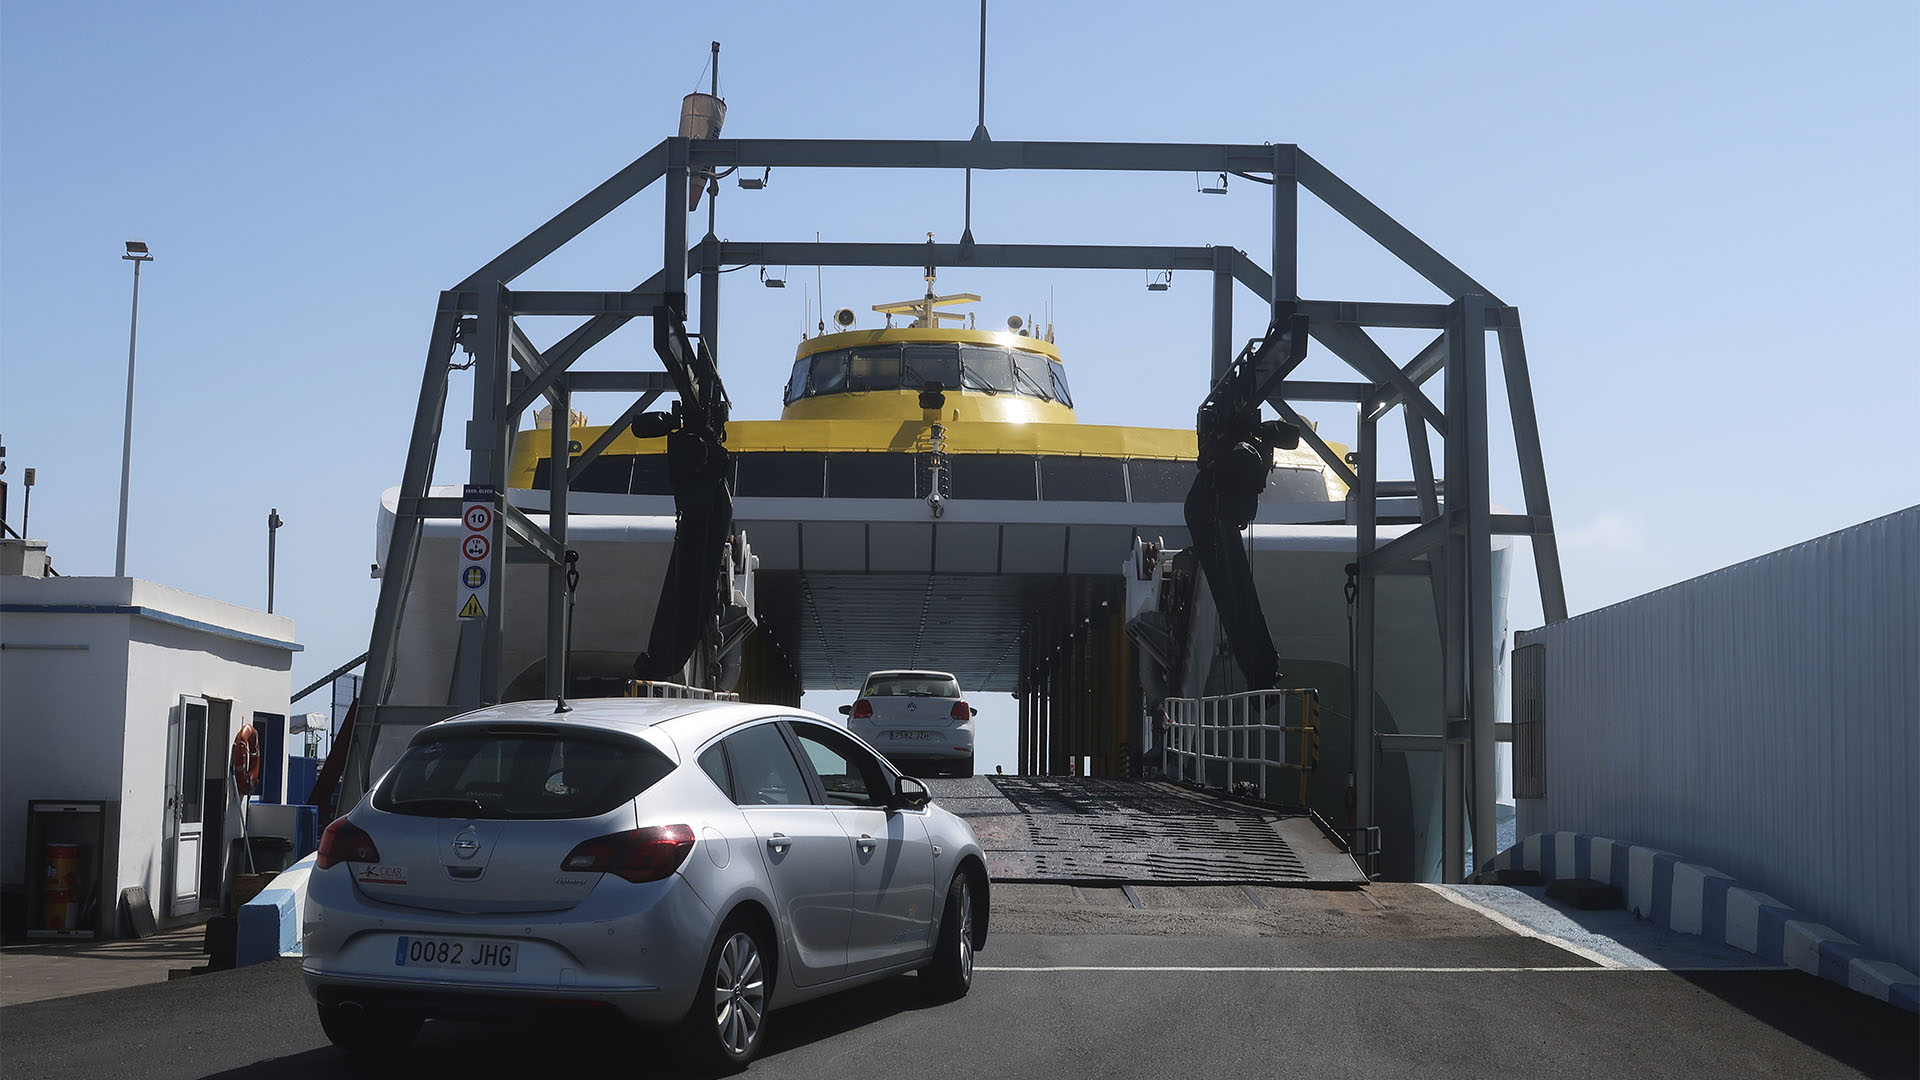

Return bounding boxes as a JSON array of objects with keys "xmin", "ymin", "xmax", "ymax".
[{"xmin": 3, "ymin": 885, "xmax": 1914, "ymax": 1080}]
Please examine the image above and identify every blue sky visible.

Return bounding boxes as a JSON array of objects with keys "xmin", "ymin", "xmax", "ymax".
[{"xmin": 3, "ymin": 2, "xmax": 1915, "ymax": 772}]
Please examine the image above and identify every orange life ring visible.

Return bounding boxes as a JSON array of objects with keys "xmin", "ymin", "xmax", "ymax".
[{"xmin": 231, "ymin": 723, "xmax": 261, "ymax": 795}]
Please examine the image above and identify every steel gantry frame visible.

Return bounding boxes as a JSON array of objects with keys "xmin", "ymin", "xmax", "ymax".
[{"xmin": 348, "ymin": 136, "xmax": 1567, "ymax": 881}]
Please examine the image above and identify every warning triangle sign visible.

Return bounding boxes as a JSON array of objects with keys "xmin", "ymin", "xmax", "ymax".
[{"xmin": 458, "ymin": 594, "xmax": 485, "ymax": 619}]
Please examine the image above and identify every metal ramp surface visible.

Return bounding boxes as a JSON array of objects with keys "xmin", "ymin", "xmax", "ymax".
[{"xmin": 927, "ymin": 776, "xmax": 1365, "ymax": 887}]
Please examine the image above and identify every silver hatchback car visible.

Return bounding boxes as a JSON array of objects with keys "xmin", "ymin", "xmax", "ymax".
[{"xmin": 301, "ymin": 699, "xmax": 988, "ymax": 1072}]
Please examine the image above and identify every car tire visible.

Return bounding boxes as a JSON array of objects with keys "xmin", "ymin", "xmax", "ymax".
[
  {"xmin": 921, "ymin": 869, "xmax": 976, "ymax": 1000},
  {"xmin": 679, "ymin": 914, "xmax": 771, "ymax": 1074},
  {"xmin": 316, "ymin": 1002, "xmax": 422, "ymax": 1057},
  {"xmin": 956, "ymin": 755, "xmax": 974, "ymax": 778}
]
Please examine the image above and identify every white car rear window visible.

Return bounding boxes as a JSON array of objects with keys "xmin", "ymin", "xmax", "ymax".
[
  {"xmin": 373, "ymin": 731, "xmax": 671, "ymax": 819},
  {"xmin": 863, "ymin": 674, "xmax": 960, "ymax": 698}
]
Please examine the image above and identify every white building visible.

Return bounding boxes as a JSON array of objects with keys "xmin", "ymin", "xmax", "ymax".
[{"xmin": 1, "ymin": 565, "xmax": 298, "ymax": 935}]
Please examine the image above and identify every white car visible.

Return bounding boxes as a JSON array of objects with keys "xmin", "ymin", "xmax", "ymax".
[
  {"xmin": 838, "ymin": 670, "xmax": 977, "ymax": 778},
  {"xmin": 301, "ymin": 699, "xmax": 988, "ymax": 1072}
]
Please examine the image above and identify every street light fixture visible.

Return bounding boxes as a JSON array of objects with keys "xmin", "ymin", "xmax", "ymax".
[
  {"xmin": 267, "ymin": 508, "xmax": 284, "ymax": 612},
  {"xmin": 116, "ymin": 240, "xmax": 154, "ymax": 577}
]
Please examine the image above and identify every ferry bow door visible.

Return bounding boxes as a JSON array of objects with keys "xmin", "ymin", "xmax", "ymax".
[{"xmin": 163, "ymin": 696, "xmax": 210, "ymax": 917}]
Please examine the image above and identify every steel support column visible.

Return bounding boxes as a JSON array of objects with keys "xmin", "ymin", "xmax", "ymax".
[
  {"xmin": 365, "ymin": 307, "xmax": 459, "ymax": 709},
  {"xmin": 544, "ymin": 381, "xmax": 571, "ymax": 700},
  {"xmin": 1461, "ymin": 296, "xmax": 1497, "ymax": 874},
  {"xmin": 1354, "ymin": 410, "xmax": 1378, "ymax": 862},
  {"xmin": 1496, "ymin": 321, "xmax": 1569, "ymax": 623},
  {"xmin": 664, "ymin": 139, "xmax": 690, "ymax": 318},
  {"xmin": 470, "ymin": 280, "xmax": 511, "ymax": 706},
  {"xmin": 1271, "ymin": 145, "xmax": 1298, "ymax": 312},
  {"xmin": 1211, "ymin": 248, "xmax": 1234, "ymax": 379}
]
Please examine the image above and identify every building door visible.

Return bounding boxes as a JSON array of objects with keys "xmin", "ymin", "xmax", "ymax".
[{"xmin": 164, "ymin": 696, "xmax": 209, "ymax": 917}]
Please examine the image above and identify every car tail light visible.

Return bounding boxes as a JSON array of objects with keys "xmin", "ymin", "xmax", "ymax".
[
  {"xmin": 951, "ymin": 701, "xmax": 970, "ymax": 722},
  {"xmin": 850, "ymin": 699, "xmax": 873, "ymax": 720},
  {"xmin": 561, "ymin": 825, "xmax": 696, "ymax": 884},
  {"xmin": 316, "ymin": 819, "xmax": 380, "ymax": 870}
]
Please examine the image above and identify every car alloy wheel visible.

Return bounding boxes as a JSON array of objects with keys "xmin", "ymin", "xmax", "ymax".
[
  {"xmin": 954, "ymin": 875, "xmax": 974, "ymax": 983},
  {"xmin": 922, "ymin": 870, "xmax": 976, "ymax": 998},
  {"xmin": 712, "ymin": 931, "xmax": 766, "ymax": 1058}
]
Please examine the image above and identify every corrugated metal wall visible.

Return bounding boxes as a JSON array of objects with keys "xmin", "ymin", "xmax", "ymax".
[{"xmin": 1516, "ymin": 507, "xmax": 1918, "ymax": 972}]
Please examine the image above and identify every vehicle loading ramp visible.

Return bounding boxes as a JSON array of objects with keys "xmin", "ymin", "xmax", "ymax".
[{"xmin": 929, "ymin": 776, "xmax": 1365, "ymax": 887}]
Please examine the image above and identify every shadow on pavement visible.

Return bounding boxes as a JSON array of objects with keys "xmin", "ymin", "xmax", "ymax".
[
  {"xmin": 1676, "ymin": 970, "xmax": 1918, "ymax": 1080},
  {"xmin": 198, "ymin": 973, "xmax": 946, "ymax": 1079}
]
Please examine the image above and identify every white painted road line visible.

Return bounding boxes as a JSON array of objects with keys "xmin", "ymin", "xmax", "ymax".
[
  {"xmin": 1419, "ymin": 881, "xmax": 1630, "ymax": 969},
  {"xmin": 975, "ymin": 965, "xmax": 1780, "ymax": 973}
]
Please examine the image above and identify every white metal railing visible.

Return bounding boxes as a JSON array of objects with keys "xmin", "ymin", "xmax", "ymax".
[
  {"xmin": 1164, "ymin": 688, "xmax": 1320, "ymax": 803},
  {"xmin": 624, "ymin": 680, "xmax": 740, "ymax": 702}
]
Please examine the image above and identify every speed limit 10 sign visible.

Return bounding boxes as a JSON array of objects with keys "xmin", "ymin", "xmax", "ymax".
[{"xmin": 458, "ymin": 484, "xmax": 498, "ymax": 620}]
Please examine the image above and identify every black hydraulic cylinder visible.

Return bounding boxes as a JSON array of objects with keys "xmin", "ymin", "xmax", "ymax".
[
  {"xmin": 634, "ymin": 306, "xmax": 735, "ymax": 682},
  {"xmin": 633, "ymin": 427, "xmax": 731, "ymax": 680},
  {"xmin": 1182, "ymin": 313, "xmax": 1308, "ymax": 692}
]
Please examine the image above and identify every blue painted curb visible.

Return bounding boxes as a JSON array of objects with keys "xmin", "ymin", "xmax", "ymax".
[{"xmin": 236, "ymin": 854, "xmax": 316, "ymax": 968}]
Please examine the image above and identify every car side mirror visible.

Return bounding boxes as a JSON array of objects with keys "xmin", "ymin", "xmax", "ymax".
[
  {"xmin": 969, "ymin": 706, "xmax": 978, "ymax": 717},
  {"xmin": 890, "ymin": 775, "xmax": 931, "ymax": 812},
  {"xmin": 838, "ymin": 705, "xmax": 853, "ymax": 716}
]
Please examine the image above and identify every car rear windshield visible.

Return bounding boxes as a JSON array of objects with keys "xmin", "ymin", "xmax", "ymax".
[
  {"xmin": 372, "ymin": 731, "xmax": 673, "ymax": 820},
  {"xmin": 863, "ymin": 674, "xmax": 960, "ymax": 698}
]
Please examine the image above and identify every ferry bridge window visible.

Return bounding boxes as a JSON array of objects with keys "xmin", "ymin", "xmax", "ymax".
[
  {"xmin": 847, "ymin": 349, "xmax": 902, "ymax": 391},
  {"xmin": 902, "ymin": 345, "xmax": 960, "ymax": 389},
  {"xmin": 827, "ymin": 453, "xmax": 915, "ymax": 498},
  {"xmin": 531, "ymin": 454, "xmax": 636, "ymax": 494},
  {"xmin": 1268, "ymin": 466, "xmax": 1332, "ymax": 502},
  {"xmin": 784, "ymin": 358, "xmax": 810, "ymax": 405},
  {"xmin": 948, "ymin": 454, "xmax": 1038, "ymax": 500},
  {"xmin": 959, "ymin": 347, "xmax": 1016, "ymax": 393},
  {"xmin": 1040, "ymin": 456, "xmax": 1126, "ymax": 502},
  {"xmin": 1127, "ymin": 459, "xmax": 1198, "ymax": 503},
  {"xmin": 1048, "ymin": 359, "xmax": 1074, "ymax": 408},
  {"xmin": 736, "ymin": 452, "xmax": 826, "ymax": 497},
  {"xmin": 809, "ymin": 350, "xmax": 850, "ymax": 396},
  {"xmin": 1011, "ymin": 354, "xmax": 1056, "ymax": 401}
]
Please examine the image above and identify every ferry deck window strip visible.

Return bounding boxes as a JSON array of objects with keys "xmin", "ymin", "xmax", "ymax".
[{"xmin": 534, "ymin": 453, "xmax": 1325, "ymax": 503}]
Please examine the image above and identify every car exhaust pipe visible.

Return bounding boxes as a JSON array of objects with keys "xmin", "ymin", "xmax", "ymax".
[{"xmin": 337, "ymin": 1001, "xmax": 366, "ymax": 1016}]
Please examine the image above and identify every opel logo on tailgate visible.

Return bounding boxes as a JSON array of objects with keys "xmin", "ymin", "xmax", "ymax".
[{"xmin": 452, "ymin": 827, "xmax": 481, "ymax": 860}]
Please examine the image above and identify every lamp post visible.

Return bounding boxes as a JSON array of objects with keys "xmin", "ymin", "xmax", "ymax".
[
  {"xmin": 115, "ymin": 240, "xmax": 153, "ymax": 577},
  {"xmin": 267, "ymin": 508, "xmax": 283, "ymax": 612}
]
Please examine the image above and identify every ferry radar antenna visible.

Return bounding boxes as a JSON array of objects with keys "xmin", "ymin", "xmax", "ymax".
[{"xmin": 870, "ymin": 233, "xmax": 980, "ymax": 328}]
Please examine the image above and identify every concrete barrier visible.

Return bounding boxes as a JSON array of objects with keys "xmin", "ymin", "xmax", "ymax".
[
  {"xmin": 237, "ymin": 854, "xmax": 315, "ymax": 967},
  {"xmin": 1488, "ymin": 832, "xmax": 1917, "ymax": 1013}
]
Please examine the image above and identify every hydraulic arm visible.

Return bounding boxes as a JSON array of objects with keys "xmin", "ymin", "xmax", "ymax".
[
  {"xmin": 632, "ymin": 306, "xmax": 734, "ymax": 680},
  {"xmin": 1182, "ymin": 311, "xmax": 1309, "ymax": 690}
]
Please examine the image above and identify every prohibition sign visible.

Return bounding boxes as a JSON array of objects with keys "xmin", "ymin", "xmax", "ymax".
[
  {"xmin": 462, "ymin": 534, "xmax": 490, "ymax": 561},
  {"xmin": 464, "ymin": 504, "xmax": 494, "ymax": 531}
]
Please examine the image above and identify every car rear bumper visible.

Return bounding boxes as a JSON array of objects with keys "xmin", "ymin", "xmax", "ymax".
[{"xmin": 300, "ymin": 864, "xmax": 713, "ymax": 1025}]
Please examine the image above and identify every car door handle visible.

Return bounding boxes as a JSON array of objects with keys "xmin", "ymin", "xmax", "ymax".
[
  {"xmin": 856, "ymin": 834, "xmax": 877, "ymax": 852},
  {"xmin": 766, "ymin": 834, "xmax": 791, "ymax": 854}
]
